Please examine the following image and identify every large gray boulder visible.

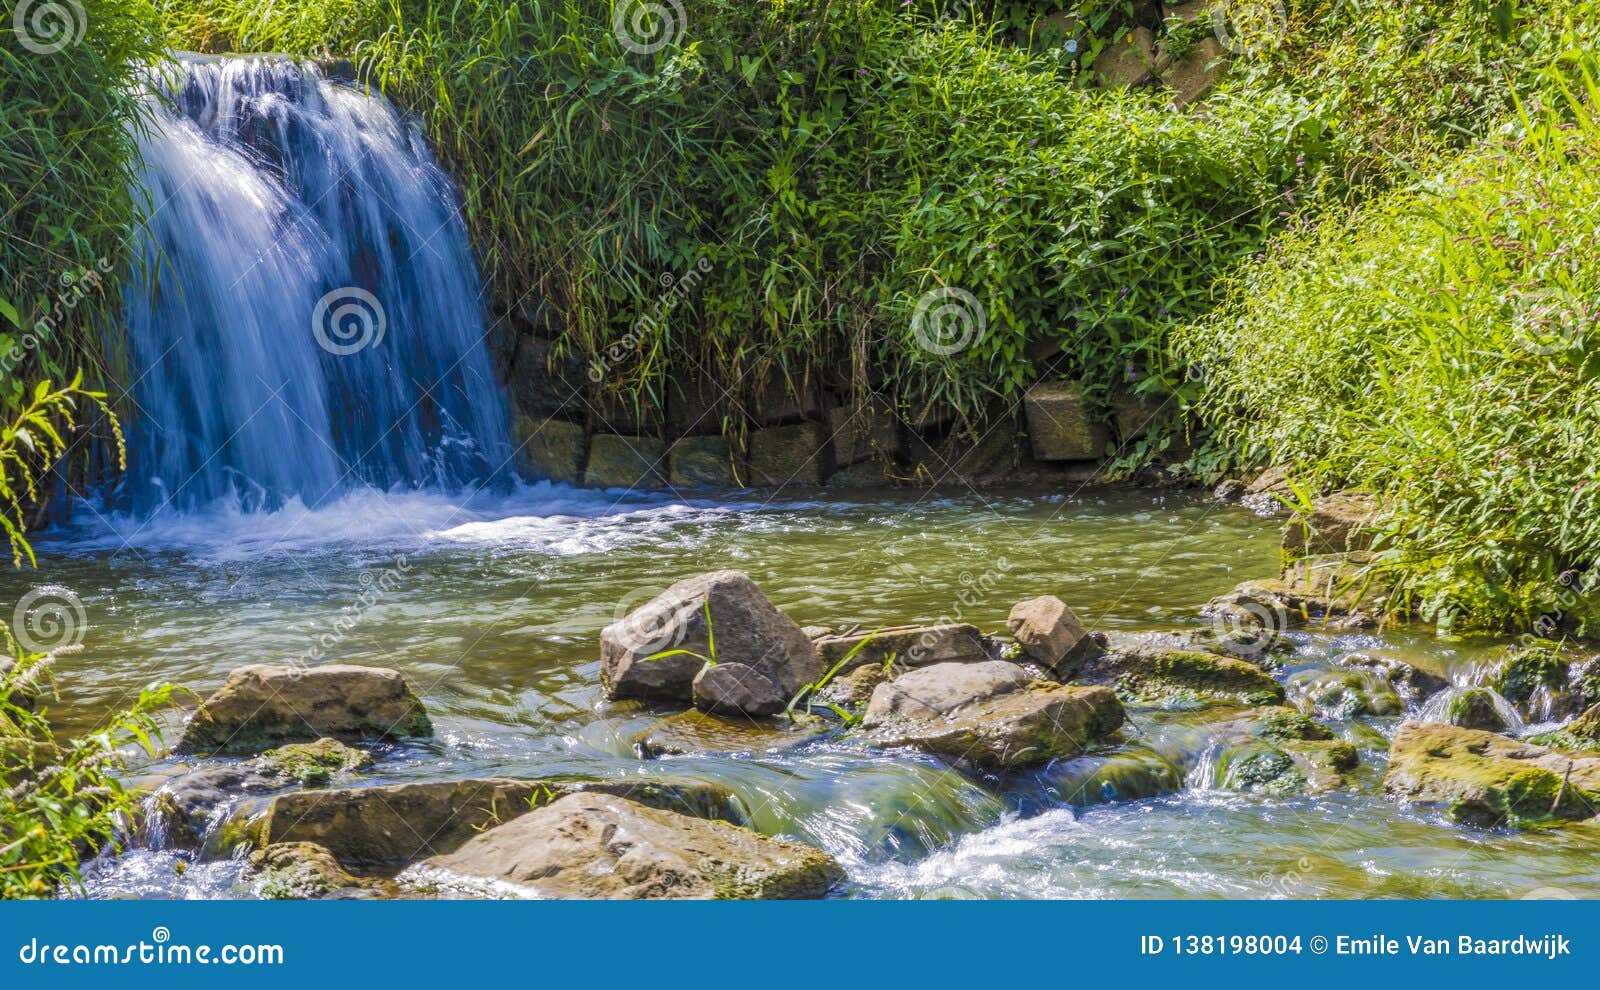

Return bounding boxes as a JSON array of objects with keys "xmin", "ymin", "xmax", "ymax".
[
  {"xmin": 421, "ymin": 792, "xmax": 843, "ymax": 899},
  {"xmin": 174, "ymin": 664, "xmax": 432, "ymax": 755},
  {"xmin": 691, "ymin": 662, "xmax": 786, "ymax": 717},
  {"xmin": 600, "ymin": 571, "xmax": 818, "ymax": 703},
  {"xmin": 863, "ymin": 661, "xmax": 1124, "ymax": 771}
]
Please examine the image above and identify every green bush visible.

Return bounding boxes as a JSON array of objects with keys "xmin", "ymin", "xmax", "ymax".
[{"xmin": 1177, "ymin": 59, "xmax": 1600, "ymax": 630}]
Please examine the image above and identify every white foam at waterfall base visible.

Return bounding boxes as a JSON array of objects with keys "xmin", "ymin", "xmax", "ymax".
[{"xmin": 117, "ymin": 54, "xmax": 514, "ymax": 514}]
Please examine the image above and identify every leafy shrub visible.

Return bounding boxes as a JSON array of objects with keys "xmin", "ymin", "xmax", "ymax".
[{"xmin": 1177, "ymin": 61, "xmax": 1600, "ymax": 630}]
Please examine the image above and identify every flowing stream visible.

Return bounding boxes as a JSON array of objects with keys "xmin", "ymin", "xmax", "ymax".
[{"xmin": 19, "ymin": 55, "xmax": 1600, "ymax": 900}]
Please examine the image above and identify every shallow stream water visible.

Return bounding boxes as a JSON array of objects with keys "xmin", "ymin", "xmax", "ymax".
[{"xmin": 14, "ymin": 484, "xmax": 1600, "ymax": 900}]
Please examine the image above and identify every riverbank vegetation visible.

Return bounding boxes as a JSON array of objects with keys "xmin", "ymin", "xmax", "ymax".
[{"xmin": 6, "ymin": 1, "xmax": 1600, "ymax": 628}]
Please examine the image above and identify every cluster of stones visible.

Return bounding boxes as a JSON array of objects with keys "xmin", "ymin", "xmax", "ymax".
[
  {"xmin": 154, "ymin": 660, "xmax": 841, "ymax": 901},
  {"xmin": 1208, "ymin": 474, "xmax": 1600, "ymax": 830}
]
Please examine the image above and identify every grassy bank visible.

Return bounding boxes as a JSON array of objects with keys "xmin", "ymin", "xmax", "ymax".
[{"xmin": 1179, "ymin": 53, "xmax": 1600, "ymax": 633}]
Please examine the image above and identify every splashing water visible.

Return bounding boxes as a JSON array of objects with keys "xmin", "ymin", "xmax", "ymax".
[{"xmin": 116, "ymin": 54, "xmax": 512, "ymax": 514}]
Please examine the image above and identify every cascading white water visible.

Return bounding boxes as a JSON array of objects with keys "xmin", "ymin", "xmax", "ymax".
[{"xmin": 117, "ymin": 54, "xmax": 512, "ymax": 512}]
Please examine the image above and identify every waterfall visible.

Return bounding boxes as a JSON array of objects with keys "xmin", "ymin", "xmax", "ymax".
[{"xmin": 116, "ymin": 54, "xmax": 512, "ymax": 513}]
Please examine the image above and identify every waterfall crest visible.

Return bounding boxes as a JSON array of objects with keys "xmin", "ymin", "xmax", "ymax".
[{"xmin": 118, "ymin": 54, "xmax": 512, "ymax": 512}]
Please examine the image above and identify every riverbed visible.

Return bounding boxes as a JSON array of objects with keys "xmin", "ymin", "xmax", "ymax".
[{"xmin": 15, "ymin": 484, "xmax": 1599, "ymax": 899}]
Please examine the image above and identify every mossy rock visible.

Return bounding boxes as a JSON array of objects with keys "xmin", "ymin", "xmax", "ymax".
[
  {"xmin": 1084, "ymin": 645, "xmax": 1285, "ymax": 709},
  {"xmin": 1251, "ymin": 707, "xmax": 1333, "ymax": 743},
  {"xmin": 1495, "ymin": 647, "xmax": 1568, "ymax": 707},
  {"xmin": 256, "ymin": 737, "xmax": 372, "ymax": 786},
  {"xmin": 1384, "ymin": 722, "xmax": 1600, "ymax": 830},
  {"xmin": 1218, "ymin": 742, "xmax": 1306, "ymax": 796},
  {"xmin": 1289, "ymin": 670, "xmax": 1401, "ymax": 721},
  {"xmin": 248, "ymin": 842, "xmax": 363, "ymax": 900},
  {"xmin": 1447, "ymin": 688, "xmax": 1510, "ymax": 733}
]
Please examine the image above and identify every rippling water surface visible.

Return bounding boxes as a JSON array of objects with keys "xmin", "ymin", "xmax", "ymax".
[{"xmin": 15, "ymin": 484, "xmax": 1599, "ymax": 900}]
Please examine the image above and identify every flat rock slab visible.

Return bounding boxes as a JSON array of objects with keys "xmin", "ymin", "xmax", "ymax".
[
  {"xmin": 633, "ymin": 710, "xmax": 827, "ymax": 758},
  {"xmin": 863, "ymin": 662, "xmax": 1124, "ymax": 771},
  {"xmin": 260, "ymin": 776, "xmax": 742, "ymax": 865},
  {"xmin": 175, "ymin": 664, "xmax": 432, "ymax": 755},
  {"xmin": 1079, "ymin": 645, "xmax": 1285, "ymax": 708},
  {"xmin": 422, "ymin": 792, "xmax": 843, "ymax": 899},
  {"xmin": 814, "ymin": 624, "xmax": 993, "ymax": 672},
  {"xmin": 1384, "ymin": 721, "xmax": 1600, "ymax": 828}
]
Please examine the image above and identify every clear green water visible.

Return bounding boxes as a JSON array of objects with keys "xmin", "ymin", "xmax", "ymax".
[{"xmin": 16, "ymin": 484, "xmax": 1600, "ymax": 899}]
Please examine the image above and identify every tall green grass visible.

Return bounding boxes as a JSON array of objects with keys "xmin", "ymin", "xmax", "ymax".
[
  {"xmin": 0, "ymin": 0, "xmax": 163, "ymax": 409},
  {"xmin": 1178, "ymin": 56, "xmax": 1600, "ymax": 631}
]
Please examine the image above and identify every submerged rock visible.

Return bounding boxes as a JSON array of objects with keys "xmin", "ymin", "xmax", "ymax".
[
  {"xmin": 691, "ymin": 661, "xmax": 786, "ymax": 717},
  {"xmin": 1006, "ymin": 595, "xmax": 1093, "ymax": 675},
  {"xmin": 1383, "ymin": 722, "xmax": 1600, "ymax": 828},
  {"xmin": 633, "ymin": 710, "xmax": 826, "ymax": 758},
  {"xmin": 863, "ymin": 661, "xmax": 1124, "ymax": 771},
  {"xmin": 1288, "ymin": 668, "xmax": 1401, "ymax": 721},
  {"xmin": 1338, "ymin": 653, "xmax": 1450, "ymax": 702},
  {"xmin": 422, "ymin": 792, "xmax": 843, "ymax": 899},
  {"xmin": 248, "ymin": 842, "xmax": 364, "ymax": 900},
  {"xmin": 260, "ymin": 776, "xmax": 743, "ymax": 865},
  {"xmin": 153, "ymin": 765, "xmax": 289, "ymax": 849},
  {"xmin": 600, "ymin": 570, "xmax": 818, "ymax": 704},
  {"xmin": 1080, "ymin": 644, "xmax": 1285, "ymax": 709},
  {"xmin": 174, "ymin": 664, "xmax": 432, "ymax": 754}
]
